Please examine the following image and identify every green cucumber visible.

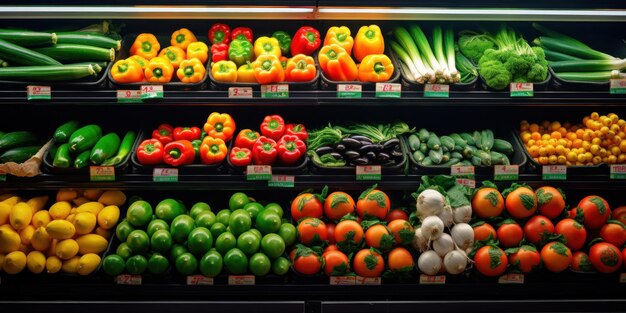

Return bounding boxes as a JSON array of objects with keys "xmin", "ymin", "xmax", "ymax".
[
  {"xmin": 0, "ymin": 131, "xmax": 38, "ymax": 150},
  {"xmin": 429, "ymin": 149, "xmax": 443, "ymax": 164},
  {"xmin": 451, "ymin": 152, "xmax": 463, "ymax": 160},
  {"xmin": 460, "ymin": 160, "xmax": 472, "ymax": 166},
  {"xmin": 53, "ymin": 143, "xmax": 71, "ymax": 168},
  {"xmin": 101, "ymin": 131, "xmax": 137, "ymax": 166},
  {"xmin": 54, "ymin": 120, "xmax": 81, "ymax": 143},
  {"xmin": 417, "ymin": 128, "xmax": 430, "ymax": 142},
  {"xmin": 442, "ymin": 152, "xmax": 451, "ymax": 163},
  {"xmin": 471, "ymin": 156, "xmax": 482, "ymax": 166},
  {"xmin": 421, "ymin": 156, "xmax": 433, "ymax": 166},
  {"xmin": 427, "ymin": 133, "xmax": 441, "ymax": 150},
  {"xmin": 0, "ymin": 146, "xmax": 40, "ymax": 163},
  {"xmin": 481, "ymin": 130, "xmax": 494, "ymax": 151},
  {"xmin": 74, "ymin": 150, "xmax": 91, "ymax": 169},
  {"xmin": 493, "ymin": 138, "xmax": 514, "ymax": 155},
  {"xmin": 490, "ymin": 151, "xmax": 511, "ymax": 165},
  {"xmin": 473, "ymin": 131, "xmax": 483, "ymax": 150},
  {"xmin": 441, "ymin": 157, "xmax": 461, "ymax": 167},
  {"xmin": 56, "ymin": 32, "xmax": 121, "ymax": 50},
  {"xmin": 413, "ymin": 150, "xmax": 425, "ymax": 162},
  {"xmin": 90, "ymin": 132, "xmax": 120, "ymax": 165},
  {"xmin": 69, "ymin": 124, "xmax": 102, "ymax": 153},
  {"xmin": 407, "ymin": 134, "xmax": 421, "ymax": 151},
  {"xmin": 460, "ymin": 133, "xmax": 475, "ymax": 146},
  {"xmin": 440, "ymin": 136, "xmax": 455, "ymax": 151},
  {"xmin": 0, "ymin": 29, "xmax": 57, "ymax": 47},
  {"xmin": 472, "ymin": 149, "xmax": 492, "ymax": 166},
  {"xmin": 34, "ymin": 44, "xmax": 114, "ymax": 62},
  {"xmin": 449, "ymin": 133, "xmax": 467, "ymax": 148},
  {"xmin": 0, "ymin": 64, "xmax": 96, "ymax": 81},
  {"xmin": 419, "ymin": 143, "xmax": 428, "ymax": 154},
  {"xmin": 0, "ymin": 38, "xmax": 61, "ymax": 66}
]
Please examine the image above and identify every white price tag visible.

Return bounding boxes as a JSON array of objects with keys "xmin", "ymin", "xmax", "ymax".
[
  {"xmin": 456, "ymin": 178, "xmax": 476, "ymax": 188},
  {"xmin": 153, "ymin": 168, "xmax": 179, "ymax": 182},
  {"xmin": 330, "ymin": 276, "xmax": 356, "ymax": 285},
  {"xmin": 337, "ymin": 84, "xmax": 362, "ymax": 98},
  {"xmin": 510, "ymin": 82, "xmax": 534, "ymax": 97},
  {"xmin": 610, "ymin": 164, "xmax": 626, "ymax": 179},
  {"xmin": 116, "ymin": 90, "xmax": 142, "ymax": 103},
  {"xmin": 89, "ymin": 166, "xmax": 115, "ymax": 182},
  {"xmin": 375, "ymin": 83, "xmax": 401, "ymax": 98},
  {"xmin": 356, "ymin": 165, "xmax": 381, "ymax": 181},
  {"xmin": 140, "ymin": 85, "xmax": 164, "ymax": 100},
  {"xmin": 620, "ymin": 273, "xmax": 626, "ymax": 283},
  {"xmin": 494, "ymin": 165, "xmax": 519, "ymax": 181},
  {"xmin": 419, "ymin": 274, "xmax": 446, "ymax": 284},
  {"xmin": 424, "ymin": 83, "xmax": 450, "ymax": 98},
  {"xmin": 610, "ymin": 79, "xmax": 626, "ymax": 94},
  {"xmin": 261, "ymin": 84, "xmax": 288, "ymax": 98},
  {"xmin": 542, "ymin": 165, "xmax": 567, "ymax": 180},
  {"xmin": 27, "ymin": 85, "xmax": 51, "ymax": 100},
  {"xmin": 355, "ymin": 276, "xmax": 381, "ymax": 285},
  {"xmin": 451, "ymin": 165, "xmax": 475, "ymax": 178},
  {"xmin": 499, "ymin": 274, "xmax": 524, "ymax": 284},
  {"xmin": 186, "ymin": 275, "xmax": 214, "ymax": 285},
  {"xmin": 228, "ymin": 275, "xmax": 255, "ymax": 285},
  {"xmin": 267, "ymin": 175, "xmax": 295, "ymax": 187},
  {"xmin": 115, "ymin": 274, "xmax": 142, "ymax": 285},
  {"xmin": 246, "ymin": 165, "xmax": 272, "ymax": 181},
  {"xmin": 228, "ymin": 87, "xmax": 253, "ymax": 98}
]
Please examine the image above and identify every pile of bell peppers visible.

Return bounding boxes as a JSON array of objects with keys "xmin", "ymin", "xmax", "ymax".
[
  {"xmin": 318, "ymin": 25, "xmax": 395, "ymax": 83},
  {"xmin": 230, "ymin": 114, "xmax": 308, "ymax": 167},
  {"xmin": 136, "ymin": 112, "xmax": 235, "ymax": 167},
  {"xmin": 111, "ymin": 28, "xmax": 208, "ymax": 84},
  {"xmin": 208, "ymin": 23, "xmax": 319, "ymax": 84}
]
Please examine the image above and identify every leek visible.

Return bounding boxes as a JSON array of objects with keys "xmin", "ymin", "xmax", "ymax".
[
  {"xmin": 393, "ymin": 27, "xmax": 432, "ymax": 82},
  {"xmin": 535, "ymin": 37, "xmax": 616, "ymax": 60},
  {"xmin": 409, "ymin": 25, "xmax": 443, "ymax": 78},
  {"xmin": 444, "ymin": 27, "xmax": 460, "ymax": 82},
  {"xmin": 550, "ymin": 59, "xmax": 626, "ymax": 72},
  {"xmin": 390, "ymin": 41, "xmax": 423, "ymax": 83},
  {"xmin": 556, "ymin": 70, "xmax": 626, "ymax": 82},
  {"xmin": 432, "ymin": 26, "xmax": 450, "ymax": 81},
  {"xmin": 544, "ymin": 49, "xmax": 582, "ymax": 62}
]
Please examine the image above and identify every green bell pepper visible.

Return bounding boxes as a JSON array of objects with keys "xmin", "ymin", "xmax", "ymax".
[
  {"xmin": 192, "ymin": 139, "xmax": 201, "ymax": 163},
  {"xmin": 272, "ymin": 31, "xmax": 292, "ymax": 56},
  {"xmin": 228, "ymin": 37, "xmax": 253, "ymax": 67}
]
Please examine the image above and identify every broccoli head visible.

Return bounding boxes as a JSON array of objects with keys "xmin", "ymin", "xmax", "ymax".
[
  {"xmin": 479, "ymin": 60, "xmax": 512, "ymax": 90},
  {"xmin": 526, "ymin": 63, "xmax": 548, "ymax": 82},
  {"xmin": 459, "ymin": 34, "xmax": 496, "ymax": 64},
  {"xmin": 505, "ymin": 54, "xmax": 532, "ymax": 77}
]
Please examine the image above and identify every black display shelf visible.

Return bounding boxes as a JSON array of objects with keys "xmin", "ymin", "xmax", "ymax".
[{"xmin": 318, "ymin": 0, "xmax": 626, "ymax": 9}]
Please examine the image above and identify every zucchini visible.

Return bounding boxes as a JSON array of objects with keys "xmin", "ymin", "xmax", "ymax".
[
  {"xmin": 473, "ymin": 131, "xmax": 483, "ymax": 150},
  {"xmin": 0, "ymin": 29, "xmax": 57, "ymax": 47},
  {"xmin": 0, "ymin": 64, "xmax": 96, "ymax": 81},
  {"xmin": 451, "ymin": 152, "xmax": 463, "ymax": 160},
  {"xmin": 407, "ymin": 134, "xmax": 421, "ymax": 151},
  {"xmin": 34, "ymin": 44, "xmax": 115, "ymax": 62},
  {"xmin": 493, "ymin": 138, "xmax": 514, "ymax": 155},
  {"xmin": 427, "ymin": 133, "xmax": 441, "ymax": 150},
  {"xmin": 67, "ymin": 61, "xmax": 108, "ymax": 68},
  {"xmin": 421, "ymin": 156, "xmax": 433, "ymax": 166},
  {"xmin": 472, "ymin": 149, "xmax": 492, "ymax": 166},
  {"xmin": 412, "ymin": 150, "xmax": 425, "ymax": 163},
  {"xmin": 54, "ymin": 120, "xmax": 81, "ymax": 143},
  {"xmin": 481, "ymin": 129, "xmax": 494, "ymax": 151},
  {"xmin": 429, "ymin": 149, "xmax": 443, "ymax": 164},
  {"xmin": 56, "ymin": 32, "xmax": 121, "ymax": 51},
  {"xmin": 0, "ymin": 58, "xmax": 8, "ymax": 67},
  {"xmin": 449, "ymin": 133, "xmax": 467, "ymax": 148},
  {"xmin": 459, "ymin": 132, "xmax": 475, "ymax": 146},
  {"xmin": 419, "ymin": 143, "xmax": 428, "ymax": 154},
  {"xmin": 101, "ymin": 131, "xmax": 137, "ymax": 166},
  {"xmin": 69, "ymin": 124, "xmax": 102, "ymax": 153},
  {"xmin": 441, "ymin": 157, "xmax": 461, "ymax": 167},
  {"xmin": 460, "ymin": 160, "xmax": 472, "ymax": 166},
  {"xmin": 490, "ymin": 151, "xmax": 510, "ymax": 165},
  {"xmin": 0, "ymin": 146, "xmax": 40, "ymax": 163},
  {"xmin": 0, "ymin": 38, "xmax": 61, "ymax": 66},
  {"xmin": 440, "ymin": 136, "xmax": 455, "ymax": 151},
  {"xmin": 53, "ymin": 143, "xmax": 71, "ymax": 168},
  {"xmin": 417, "ymin": 128, "xmax": 430, "ymax": 142},
  {"xmin": 74, "ymin": 150, "xmax": 91, "ymax": 169},
  {"xmin": 471, "ymin": 156, "xmax": 482, "ymax": 166},
  {"xmin": 90, "ymin": 132, "xmax": 120, "ymax": 165},
  {"xmin": 442, "ymin": 152, "xmax": 450, "ymax": 163},
  {"xmin": 0, "ymin": 131, "xmax": 38, "ymax": 150}
]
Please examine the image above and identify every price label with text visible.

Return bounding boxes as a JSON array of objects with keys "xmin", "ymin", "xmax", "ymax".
[
  {"xmin": 268, "ymin": 175, "xmax": 295, "ymax": 188},
  {"xmin": 246, "ymin": 165, "xmax": 272, "ymax": 181},
  {"xmin": 337, "ymin": 84, "xmax": 362, "ymax": 98},
  {"xmin": 27, "ymin": 85, "xmax": 51, "ymax": 100},
  {"xmin": 115, "ymin": 274, "xmax": 142, "ymax": 285},
  {"xmin": 610, "ymin": 79, "xmax": 626, "ymax": 94},
  {"xmin": 228, "ymin": 87, "xmax": 253, "ymax": 98},
  {"xmin": 356, "ymin": 165, "xmax": 381, "ymax": 181},
  {"xmin": 186, "ymin": 275, "xmax": 214, "ymax": 285},
  {"xmin": 451, "ymin": 165, "xmax": 475, "ymax": 179},
  {"xmin": 510, "ymin": 82, "xmax": 534, "ymax": 97},
  {"xmin": 375, "ymin": 83, "xmax": 401, "ymax": 98},
  {"xmin": 456, "ymin": 178, "xmax": 476, "ymax": 188},
  {"xmin": 140, "ymin": 85, "xmax": 164, "ymax": 100},
  {"xmin": 419, "ymin": 275, "xmax": 446, "ymax": 285},
  {"xmin": 228, "ymin": 275, "xmax": 255, "ymax": 285},
  {"xmin": 494, "ymin": 165, "xmax": 519, "ymax": 181},
  {"xmin": 261, "ymin": 84, "xmax": 288, "ymax": 98},
  {"xmin": 620, "ymin": 273, "xmax": 626, "ymax": 283},
  {"xmin": 355, "ymin": 276, "xmax": 381, "ymax": 285},
  {"xmin": 424, "ymin": 83, "xmax": 450, "ymax": 98},
  {"xmin": 499, "ymin": 274, "xmax": 524, "ymax": 284},
  {"xmin": 117, "ymin": 90, "xmax": 142, "ymax": 103},
  {"xmin": 330, "ymin": 276, "xmax": 356, "ymax": 285},
  {"xmin": 542, "ymin": 165, "xmax": 567, "ymax": 180},
  {"xmin": 90, "ymin": 166, "xmax": 115, "ymax": 182},
  {"xmin": 153, "ymin": 168, "xmax": 179, "ymax": 182},
  {"xmin": 0, "ymin": 174, "xmax": 6, "ymax": 182},
  {"xmin": 610, "ymin": 164, "xmax": 626, "ymax": 179}
]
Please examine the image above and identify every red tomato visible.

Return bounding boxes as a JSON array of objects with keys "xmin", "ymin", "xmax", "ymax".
[
  {"xmin": 509, "ymin": 245, "xmax": 541, "ymax": 273},
  {"xmin": 474, "ymin": 246, "xmax": 508, "ymax": 277},
  {"xmin": 497, "ymin": 220, "xmax": 524, "ymax": 248},
  {"xmin": 323, "ymin": 244, "xmax": 339, "ymax": 255},
  {"xmin": 353, "ymin": 249, "xmax": 384, "ymax": 277},
  {"xmin": 472, "ymin": 187, "xmax": 504, "ymax": 218},
  {"xmin": 524, "ymin": 215, "xmax": 555, "ymax": 246},
  {"xmin": 612, "ymin": 206, "xmax": 626, "ymax": 226},
  {"xmin": 571, "ymin": 251, "xmax": 593, "ymax": 272},
  {"xmin": 473, "ymin": 223, "xmax": 496, "ymax": 242},
  {"xmin": 385, "ymin": 209, "xmax": 409, "ymax": 222},
  {"xmin": 356, "ymin": 188, "xmax": 390, "ymax": 220},
  {"xmin": 555, "ymin": 218, "xmax": 587, "ymax": 251},
  {"xmin": 326, "ymin": 223, "xmax": 336, "ymax": 245},
  {"xmin": 292, "ymin": 246, "xmax": 323, "ymax": 276},
  {"xmin": 589, "ymin": 242, "xmax": 623, "ymax": 273},
  {"xmin": 387, "ymin": 219, "xmax": 414, "ymax": 246},
  {"xmin": 323, "ymin": 192, "xmax": 355, "ymax": 221},
  {"xmin": 322, "ymin": 250, "xmax": 350, "ymax": 276},
  {"xmin": 600, "ymin": 222, "xmax": 626, "ymax": 247},
  {"xmin": 505, "ymin": 186, "xmax": 537, "ymax": 220},
  {"xmin": 541, "ymin": 241, "xmax": 572, "ymax": 273},
  {"xmin": 387, "ymin": 247, "xmax": 414, "ymax": 271},
  {"xmin": 536, "ymin": 186, "xmax": 566, "ymax": 220},
  {"xmin": 291, "ymin": 193, "xmax": 323, "ymax": 222},
  {"xmin": 334, "ymin": 220, "xmax": 364, "ymax": 253},
  {"xmin": 577, "ymin": 196, "xmax": 611, "ymax": 230},
  {"xmin": 297, "ymin": 218, "xmax": 328, "ymax": 246}
]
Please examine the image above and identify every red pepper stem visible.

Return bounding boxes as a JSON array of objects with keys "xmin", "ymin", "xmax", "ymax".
[
  {"xmin": 285, "ymin": 141, "xmax": 296, "ymax": 151},
  {"xmin": 169, "ymin": 148, "xmax": 181, "ymax": 159},
  {"xmin": 235, "ymin": 151, "xmax": 247, "ymax": 159},
  {"xmin": 305, "ymin": 31, "xmax": 316, "ymax": 42},
  {"xmin": 159, "ymin": 129, "xmax": 170, "ymax": 136},
  {"xmin": 262, "ymin": 142, "xmax": 273, "ymax": 151},
  {"xmin": 145, "ymin": 143, "xmax": 156, "ymax": 153},
  {"xmin": 268, "ymin": 120, "xmax": 280, "ymax": 130}
]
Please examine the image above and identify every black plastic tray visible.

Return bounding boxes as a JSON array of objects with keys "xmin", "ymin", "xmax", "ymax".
[
  {"xmin": 404, "ymin": 129, "xmax": 528, "ymax": 175},
  {"xmin": 479, "ymin": 71, "xmax": 552, "ymax": 92},
  {"xmin": 549, "ymin": 67, "xmax": 611, "ymax": 91},
  {"xmin": 0, "ymin": 61, "xmax": 114, "ymax": 90},
  {"xmin": 225, "ymin": 140, "xmax": 309, "ymax": 175},
  {"xmin": 319, "ymin": 48, "xmax": 401, "ymax": 91},
  {"xmin": 107, "ymin": 34, "xmax": 209, "ymax": 91}
]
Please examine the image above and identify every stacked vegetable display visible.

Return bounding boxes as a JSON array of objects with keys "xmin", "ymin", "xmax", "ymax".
[
  {"xmin": 209, "ymin": 23, "xmax": 317, "ymax": 84},
  {"xmin": 0, "ymin": 130, "xmax": 44, "ymax": 164},
  {"xmin": 0, "ymin": 189, "xmax": 126, "ymax": 275}
]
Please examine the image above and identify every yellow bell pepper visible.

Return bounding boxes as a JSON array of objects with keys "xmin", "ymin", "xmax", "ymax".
[
  {"xmin": 237, "ymin": 63, "xmax": 257, "ymax": 83},
  {"xmin": 358, "ymin": 54, "xmax": 394, "ymax": 82},
  {"xmin": 186, "ymin": 41, "xmax": 209, "ymax": 64},
  {"xmin": 111, "ymin": 58, "xmax": 144, "ymax": 83},
  {"xmin": 253, "ymin": 36, "xmax": 282, "ymax": 59},
  {"xmin": 323, "ymin": 26, "xmax": 354, "ymax": 55},
  {"xmin": 252, "ymin": 54, "xmax": 285, "ymax": 85},
  {"xmin": 158, "ymin": 46, "xmax": 186, "ymax": 70},
  {"xmin": 211, "ymin": 60, "xmax": 238, "ymax": 82},
  {"xmin": 145, "ymin": 56, "xmax": 174, "ymax": 83},
  {"xmin": 177, "ymin": 58, "xmax": 206, "ymax": 83},
  {"xmin": 128, "ymin": 55, "xmax": 149, "ymax": 70},
  {"xmin": 130, "ymin": 33, "xmax": 160, "ymax": 59},
  {"xmin": 170, "ymin": 28, "xmax": 197, "ymax": 50},
  {"xmin": 353, "ymin": 25, "xmax": 384, "ymax": 62}
]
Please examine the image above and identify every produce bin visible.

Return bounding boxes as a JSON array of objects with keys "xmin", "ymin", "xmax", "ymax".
[
  {"xmin": 549, "ymin": 67, "xmax": 611, "ymax": 91},
  {"xmin": 479, "ymin": 71, "xmax": 552, "ymax": 92},
  {"xmin": 319, "ymin": 48, "xmax": 401, "ymax": 91},
  {"xmin": 0, "ymin": 61, "xmax": 115, "ymax": 90},
  {"xmin": 225, "ymin": 140, "xmax": 309, "ymax": 175}
]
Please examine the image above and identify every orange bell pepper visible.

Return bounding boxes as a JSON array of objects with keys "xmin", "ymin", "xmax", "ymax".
[
  {"xmin": 144, "ymin": 56, "xmax": 174, "ymax": 83},
  {"xmin": 237, "ymin": 63, "xmax": 257, "ymax": 83},
  {"xmin": 111, "ymin": 58, "xmax": 144, "ymax": 83},
  {"xmin": 171, "ymin": 28, "xmax": 197, "ymax": 50},
  {"xmin": 254, "ymin": 36, "xmax": 282, "ymax": 59},
  {"xmin": 200, "ymin": 136, "xmax": 228, "ymax": 165},
  {"xmin": 130, "ymin": 33, "xmax": 160, "ymax": 59},
  {"xmin": 177, "ymin": 58, "xmax": 206, "ymax": 83},
  {"xmin": 128, "ymin": 55, "xmax": 149, "ymax": 69},
  {"xmin": 285, "ymin": 54, "xmax": 316, "ymax": 82},
  {"xmin": 323, "ymin": 26, "xmax": 354, "ymax": 55},
  {"xmin": 318, "ymin": 44, "xmax": 358, "ymax": 81},
  {"xmin": 353, "ymin": 25, "xmax": 384, "ymax": 62},
  {"xmin": 252, "ymin": 54, "xmax": 285, "ymax": 85},
  {"xmin": 204, "ymin": 112, "xmax": 236, "ymax": 142},
  {"xmin": 186, "ymin": 41, "xmax": 208, "ymax": 64},
  {"xmin": 159, "ymin": 46, "xmax": 186, "ymax": 70},
  {"xmin": 358, "ymin": 54, "xmax": 394, "ymax": 82}
]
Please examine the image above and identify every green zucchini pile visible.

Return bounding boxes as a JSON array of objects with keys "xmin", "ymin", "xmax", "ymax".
[
  {"xmin": 50, "ymin": 121, "xmax": 136, "ymax": 169},
  {"xmin": 407, "ymin": 129, "xmax": 515, "ymax": 167},
  {"xmin": 0, "ymin": 131, "xmax": 43, "ymax": 164}
]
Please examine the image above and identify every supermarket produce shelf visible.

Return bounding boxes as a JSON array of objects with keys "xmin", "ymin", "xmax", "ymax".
[{"xmin": 318, "ymin": 0, "xmax": 626, "ymax": 10}]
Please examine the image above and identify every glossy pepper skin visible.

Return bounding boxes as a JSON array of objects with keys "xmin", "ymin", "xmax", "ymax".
[
  {"xmin": 252, "ymin": 136, "xmax": 278, "ymax": 165},
  {"xmin": 254, "ymin": 36, "xmax": 282, "ymax": 59},
  {"xmin": 228, "ymin": 37, "xmax": 253, "ymax": 67},
  {"xmin": 187, "ymin": 41, "xmax": 209, "ymax": 63},
  {"xmin": 177, "ymin": 58, "xmax": 206, "ymax": 83},
  {"xmin": 191, "ymin": 139, "xmax": 201, "ymax": 162},
  {"xmin": 159, "ymin": 46, "xmax": 186, "ymax": 70},
  {"xmin": 353, "ymin": 25, "xmax": 384, "ymax": 62},
  {"xmin": 278, "ymin": 135, "xmax": 306, "ymax": 165},
  {"xmin": 285, "ymin": 54, "xmax": 316, "ymax": 82},
  {"xmin": 204, "ymin": 112, "xmax": 236, "ymax": 142},
  {"xmin": 145, "ymin": 56, "xmax": 174, "ymax": 83},
  {"xmin": 111, "ymin": 59, "xmax": 144, "ymax": 83},
  {"xmin": 260, "ymin": 115, "xmax": 285, "ymax": 141},
  {"xmin": 323, "ymin": 26, "xmax": 354, "ymax": 55},
  {"xmin": 152, "ymin": 123, "xmax": 174, "ymax": 144},
  {"xmin": 211, "ymin": 60, "xmax": 238, "ymax": 82},
  {"xmin": 230, "ymin": 147, "xmax": 252, "ymax": 167},
  {"xmin": 285, "ymin": 123, "xmax": 308, "ymax": 141},
  {"xmin": 200, "ymin": 136, "xmax": 228, "ymax": 165},
  {"xmin": 171, "ymin": 28, "xmax": 197, "ymax": 50},
  {"xmin": 231, "ymin": 27, "xmax": 253, "ymax": 43},
  {"xmin": 130, "ymin": 33, "xmax": 160, "ymax": 59},
  {"xmin": 272, "ymin": 31, "xmax": 292, "ymax": 56},
  {"xmin": 137, "ymin": 139, "xmax": 163, "ymax": 165},
  {"xmin": 209, "ymin": 23, "xmax": 231, "ymax": 45},
  {"xmin": 358, "ymin": 54, "xmax": 394, "ymax": 82},
  {"xmin": 291, "ymin": 26, "xmax": 321, "ymax": 56},
  {"xmin": 318, "ymin": 44, "xmax": 358, "ymax": 81},
  {"xmin": 173, "ymin": 126, "xmax": 202, "ymax": 141},
  {"xmin": 163, "ymin": 140, "xmax": 195, "ymax": 166},
  {"xmin": 128, "ymin": 55, "xmax": 149, "ymax": 69},
  {"xmin": 234, "ymin": 129, "xmax": 260, "ymax": 150},
  {"xmin": 210, "ymin": 43, "xmax": 229, "ymax": 63},
  {"xmin": 236, "ymin": 63, "xmax": 257, "ymax": 83},
  {"xmin": 252, "ymin": 54, "xmax": 285, "ymax": 84}
]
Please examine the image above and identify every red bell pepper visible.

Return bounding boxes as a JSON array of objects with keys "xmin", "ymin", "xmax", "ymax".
[
  {"xmin": 234, "ymin": 129, "xmax": 260, "ymax": 150},
  {"xmin": 252, "ymin": 136, "xmax": 278, "ymax": 165},
  {"xmin": 163, "ymin": 140, "xmax": 195, "ymax": 166},
  {"xmin": 277, "ymin": 135, "xmax": 306, "ymax": 165},
  {"xmin": 210, "ymin": 43, "xmax": 229, "ymax": 63},
  {"xmin": 284, "ymin": 123, "xmax": 308, "ymax": 141},
  {"xmin": 173, "ymin": 126, "xmax": 202, "ymax": 141},
  {"xmin": 260, "ymin": 115, "xmax": 285, "ymax": 141},
  {"xmin": 230, "ymin": 147, "xmax": 252, "ymax": 167},
  {"xmin": 152, "ymin": 123, "xmax": 174, "ymax": 145},
  {"xmin": 290, "ymin": 26, "xmax": 321, "ymax": 56},
  {"xmin": 209, "ymin": 23, "xmax": 231, "ymax": 45},
  {"xmin": 231, "ymin": 27, "xmax": 253, "ymax": 43},
  {"xmin": 137, "ymin": 139, "xmax": 163, "ymax": 165}
]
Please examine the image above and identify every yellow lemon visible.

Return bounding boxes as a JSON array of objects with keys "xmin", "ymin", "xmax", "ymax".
[
  {"xmin": 94, "ymin": 226, "xmax": 112, "ymax": 239},
  {"xmin": 19, "ymin": 225, "xmax": 35, "ymax": 245},
  {"xmin": 46, "ymin": 256, "xmax": 62, "ymax": 273},
  {"xmin": 76, "ymin": 234, "xmax": 108, "ymax": 255},
  {"xmin": 73, "ymin": 212, "xmax": 97, "ymax": 235},
  {"xmin": 46, "ymin": 220, "xmax": 76, "ymax": 240},
  {"xmin": 3, "ymin": 251, "xmax": 26, "ymax": 274},
  {"xmin": 31, "ymin": 227, "xmax": 51, "ymax": 252},
  {"xmin": 77, "ymin": 253, "xmax": 101, "ymax": 275},
  {"xmin": 56, "ymin": 190, "xmax": 78, "ymax": 202},
  {"xmin": 83, "ymin": 189, "xmax": 104, "ymax": 201},
  {"xmin": 0, "ymin": 224, "xmax": 21, "ymax": 253},
  {"xmin": 31, "ymin": 210, "xmax": 51, "ymax": 228},
  {"xmin": 55, "ymin": 239, "xmax": 79, "ymax": 260},
  {"xmin": 73, "ymin": 197, "xmax": 90, "ymax": 207},
  {"xmin": 61, "ymin": 256, "xmax": 80, "ymax": 274},
  {"xmin": 97, "ymin": 205, "xmax": 120, "ymax": 230},
  {"xmin": 0, "ymin": 202, "xmax": 12, "ymax": 225},
  {"xmin": 26, "ymin": 251, "xmax": 46, "ymax": 274},
  {"xmin": 66, "ymin": 214, "xmax": 76, "ymax": 224},
  {"xmin": 49, "ymin": 201, "xmax": 72, "ymax": 220},
  {"xmin": 98, "ymin": 190, "xmax": 126, "ymax": 206},
  {"xmin": 9, "ymin": 202, "xmax": 32, "ymax": 230},
  {"xmin": 76, "ymin": 202, "xmax": 104, "ymax": 215},
  {"xmin": 47, "ymin": 239, "xmax": 58, "ymax": 257},
  {"xmin": 26, "ymin": 196, "xmax": 49, "ymax": 214}
]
